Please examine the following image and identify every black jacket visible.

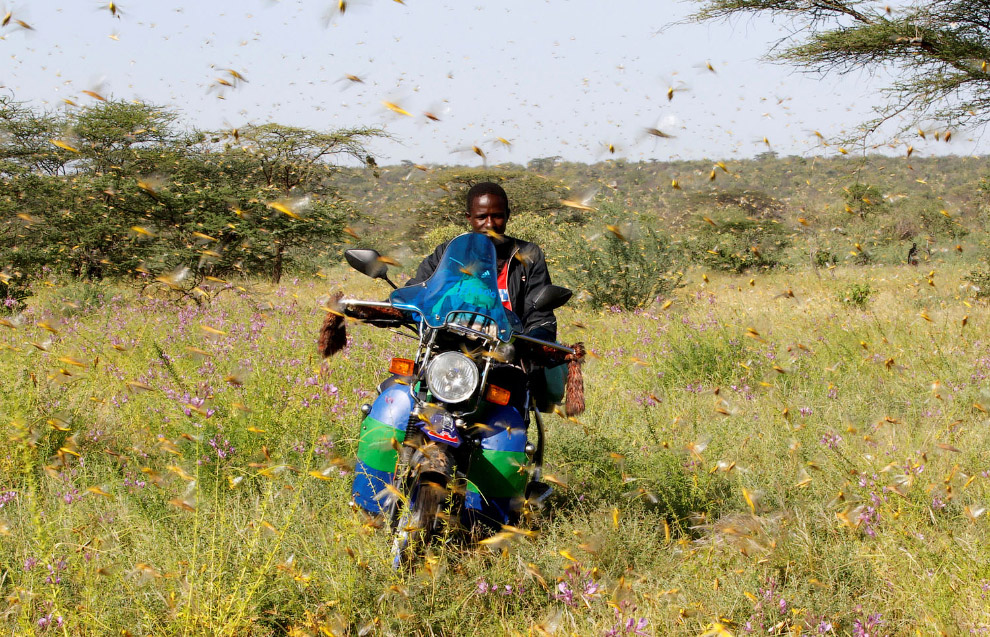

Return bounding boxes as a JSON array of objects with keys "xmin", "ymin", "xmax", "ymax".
[{"xmin": 406, "ymin": 235, "xmax": 558, "ymax": 342}]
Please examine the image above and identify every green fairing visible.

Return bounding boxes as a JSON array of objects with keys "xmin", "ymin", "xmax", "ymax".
[
  {"xmin": 356, "ymin": 415, "xmax": 405, "ymax": 472},
  {"xmin": 466, "ymin": 449, "xmax": 529, "ymax": 497}
]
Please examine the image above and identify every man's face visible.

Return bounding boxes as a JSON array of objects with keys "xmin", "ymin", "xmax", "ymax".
[{"xmin": 466, "ymin": 193, "xmax": 509, "ymax": 237}]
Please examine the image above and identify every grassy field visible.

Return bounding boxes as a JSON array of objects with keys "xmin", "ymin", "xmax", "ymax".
[{"xmin": 2, "ymin": 260, "xmax": 990, "ymax": 636}]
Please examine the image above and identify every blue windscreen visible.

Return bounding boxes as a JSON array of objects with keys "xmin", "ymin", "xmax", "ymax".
[{"xmin": 390, "ymin": 233, "xmax": 522, "ymax": 340}]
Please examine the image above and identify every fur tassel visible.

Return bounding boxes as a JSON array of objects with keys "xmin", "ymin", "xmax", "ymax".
[
  {"xmin": 563, "ymin": 342, "xmax": 586, "ymax": 416},
  {"xmin": 317, "ymin": 292, "xmax": 347, "ymax": 358}
]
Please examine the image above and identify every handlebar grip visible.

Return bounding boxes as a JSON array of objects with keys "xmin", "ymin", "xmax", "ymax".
[
  {"xmin": 344, "ymin": 303, "xmax": 406, "ymax": 323},
  {"xmin": 520, "ymin": 341, "xmax": 585, "ymax": 366}
]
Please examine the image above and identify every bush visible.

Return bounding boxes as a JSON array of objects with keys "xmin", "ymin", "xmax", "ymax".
[
  {"xmin": 686, "ymin": 209, "xmax": 790, "ymax": 273},
  {"xmin": 874, "ymin": 196, "xmax": 968, "ymax": 243},
  {"xmin": 684, "ymin": 188, "xmax": 786, "ymax": 219},
  {"xmin": 917, "ymin": 204, "xmax": 967, "ymax": 240},
  {"xmin": 813, "ymin": 249, "xmax": 838, "ymax": 268},
  {"xmin": 838, "ymin": 282, "xmax": 873, "ymax": 308},
  {"xmin": 562, "ymin": 208, "xmax": 682, "ymax": 310},
  {"xmin": 47, "ymin": 280, "xmax": 113, "ymax": 316},
  {"xmin": 0, "ymin": 278, "xmax": 30, "ymax": 314},
  {"xmin": 501, "ymin": 212, "xmax": 581, "ymax": 273},
  {"xmin": 418, "ymin": 223, "xmax": 464, "ymax": 254},
  {"xmin": 843, "ymin": 182, "xmax": 887, "ymax": 218},
  {"xmin": 964, "ymin": 267, "xmax": 990, "ymax": 299}
]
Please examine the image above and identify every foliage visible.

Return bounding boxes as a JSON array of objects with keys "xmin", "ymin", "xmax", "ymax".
[
  {"xmin": 0, "ymin": 95, "xmax": 70, "ymax": 176},
  {"xmin": 686, "ymin": 209, "xmax": 790, "ymax": 272},
  {"xmin": 687, "ymin": 0, "xmax": 990, "ymax": 134},
  {"xmin": 235, "ymin": 123, "xmax": 382, "ymax": 193},
  {"xmin": 843, "ymin": 182, "xmax": 887, "ymax": 218},
  {"xmin": 68, "ymin": 100, "xmax": 183, "ymax": 176},
  {"xmin": 813, "ymin": 249, "xmax": 838, "ymax": 268},
  {"xmin": 684, "ymin": 188, "xmax": 786, "ymax": 219},
  {"xmin": 413, "ymin": 167, "xmax": 573, "ymax": 227},
  {"xmin": 0, "ymin": 99, "xmax": 383, "ymax": 286},
  {"xmin": 563, "ymin": 205, "xmax": 682, "ymax": 309},
  {"xmin": 420, "ymin": 224, "xmax": 466, "ymax": 253},
  {"xmin": 0, "ymin": 278, "xmax": 29, "ymax": 313},
  {"xmin": 964, "ymin": 266, "xmax": 990, "ymax": 298},
  {"xmin": 838, "ymin": 282, "xmax": 873, "ymax": 308},
  {"xmin": 883, "ymin": 195, "xmax": 969, "ymax": 241}
]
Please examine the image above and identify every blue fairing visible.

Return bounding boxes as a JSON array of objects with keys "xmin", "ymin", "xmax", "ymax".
[
  {"xmin": 368, "ymin": 379, "xmax": 415, "ymax": 425},
  {"xmin": 462, "ymin": 404, "xmax": 528, "ymax": 527},
  {"xmin": 463, "ymin": 491, "xmax": 518, "ymax": 528},
  {"xmin": 352, "ymin": 461, "xmax": 394, "ymax": 513},
  {"xmin": 477, "ymin": 404, "xmax": 528, "ymax": 452},
  {"xmin": 390, "ymin": 233, "xmax": 523, "ymax": 341}
]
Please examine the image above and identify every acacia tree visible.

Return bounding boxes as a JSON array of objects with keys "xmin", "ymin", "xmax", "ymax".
[
  {"xmin": 69, "ymin": 100, "xmax": 182, "ymax": 176},
  {"xmin": 0, "ymin": 95, "xmax": 72, "ymax": 177},
  {"xmin": 688, "ymin": 0, "xmax": 990, "ymax": 135},
  {"xmin": 0, "ymin": 100, "xmax": 385, "ymax": 288},
  {"xmin": 228, "ymin": 123, "xmax": 386, "ymax": 282}
]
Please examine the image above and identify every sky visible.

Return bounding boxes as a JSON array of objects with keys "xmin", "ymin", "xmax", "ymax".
[{"xmin": 0, "ymin": 0, "xmax": 982, "ymax": 166}]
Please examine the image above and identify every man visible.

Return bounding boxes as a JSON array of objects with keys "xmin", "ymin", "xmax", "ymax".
[{"xmin": 406, "ymin": 182, "xmax": 557, "ymax": 342}]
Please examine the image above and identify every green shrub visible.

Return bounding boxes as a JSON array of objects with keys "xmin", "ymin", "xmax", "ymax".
[
  {"xmin": 502, "ymin": 212, "xmax": 581, "ymax": 272},
  {"xmin": 562, "ymin": 209, "xmax": 682, "ymax": 310},
  {"xmin": 838, "ymin": 282, "xmax": 873, "ymax": 308},
  {"xmin": 918, "ymin": 204, "xmax": 967, "ymax": 240},
  {"xmin": 686, "ymin": 209, "xmax": 789, "ymax": 273},
  {"xmin": 850, "ymin": 246, "xmax": 875, "ymax": 265},
  {"xmin": 0, "ymin": 277, "xmax": 30, "ymax": 313},
  {"xmin": 684, "ymin": 188, "xmax": 786, "ymax": 219},
  {"xmin": 43, "ymin": 279, "xmax": 117, "ymax": 316},
  {"xmin": 813, "ymin": 249, "xmax": 838, "ymax": 268},
  {"xmin": 420, "ymin": 223, "xmax": 464, "ymax": 252},
  {"xmin": 843, "ymin": 182, "xmax": 887, "ymax": 218},
  {"xmin": 873, "ymin": 196, "xmax": 968, "ymax": 243},
  {"xmin": 964, "ymin": 267, "xmax": 990, "ymax": 298}
]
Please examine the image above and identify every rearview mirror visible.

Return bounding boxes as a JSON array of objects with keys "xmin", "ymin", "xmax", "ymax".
[
  {"xmin": 345, "ymin": 249, "xmax": 387, "ymax": 279},
  {"xmin": 532, "ymin": 285, "xmax": 572, "ymax": 313}
]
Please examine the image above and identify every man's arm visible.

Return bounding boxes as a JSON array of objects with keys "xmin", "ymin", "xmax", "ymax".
[{"xmin": 519, "ymin": 243, "xmax": 558, "ymax": 342}]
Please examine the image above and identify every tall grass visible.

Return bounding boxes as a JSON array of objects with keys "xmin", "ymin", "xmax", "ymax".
[{"xmin": 1, "ymin": 263, "xmax": 990, "ymax": 635}]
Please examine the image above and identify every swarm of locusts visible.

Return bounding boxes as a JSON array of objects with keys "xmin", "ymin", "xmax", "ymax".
[{"xmin": 2, "ymin": 1, "xmax": 990, "ymax": 635}]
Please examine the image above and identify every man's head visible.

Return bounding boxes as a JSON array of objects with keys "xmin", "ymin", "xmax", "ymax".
[{"xmin": 465, "ymin": 182, "xmax": 510, "ymax": 237}]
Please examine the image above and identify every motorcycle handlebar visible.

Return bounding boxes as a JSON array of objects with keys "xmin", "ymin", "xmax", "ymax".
[{"xmin": 339, "ymin": 298, "xmax": 578, "ymax": 359}]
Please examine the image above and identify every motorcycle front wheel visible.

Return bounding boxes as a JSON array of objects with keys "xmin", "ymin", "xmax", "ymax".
[{"xmin": 390, "ymin": 476, "xmax": 446, "ymax": 569}]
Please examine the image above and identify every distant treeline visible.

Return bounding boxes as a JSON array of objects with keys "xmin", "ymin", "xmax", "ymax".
[{"xmin": 3, "ymin": 94, "xmax": 990, "ymax": 307}]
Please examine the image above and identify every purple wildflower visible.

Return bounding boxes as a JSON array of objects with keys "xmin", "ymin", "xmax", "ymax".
[
  {"xmin": 852, "ymin": 613, "xmax": 883, "ymax": 637},
  {"xmin": 820, "ymin": 432, "xmax": 842, "ymax": 450},
  {"xmin": 555, "ymin": 581, "xmax": 575, "ymax": 607},
  {"xmin": 0, "ymin": 490, "xmax": 16, "ymax": 508}
]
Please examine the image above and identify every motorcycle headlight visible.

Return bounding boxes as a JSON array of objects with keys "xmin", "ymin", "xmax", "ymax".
[{"xmin": 426, "ymin": 351, "xmax": 479, "ymax": 404}]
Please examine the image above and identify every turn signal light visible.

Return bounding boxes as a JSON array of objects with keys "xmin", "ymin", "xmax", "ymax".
[
  {"xmin": 484, "ymin": 384, "xmax": 511, "ymax": 406},
  {"xmin": 389, "ymin": 357, "xmax": 415, "ymax": 376}
]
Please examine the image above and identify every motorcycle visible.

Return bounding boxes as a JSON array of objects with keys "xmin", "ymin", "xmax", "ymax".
[{"xmin": 318, "ymin": 232, "xmax": 584, "ymax": 567}]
